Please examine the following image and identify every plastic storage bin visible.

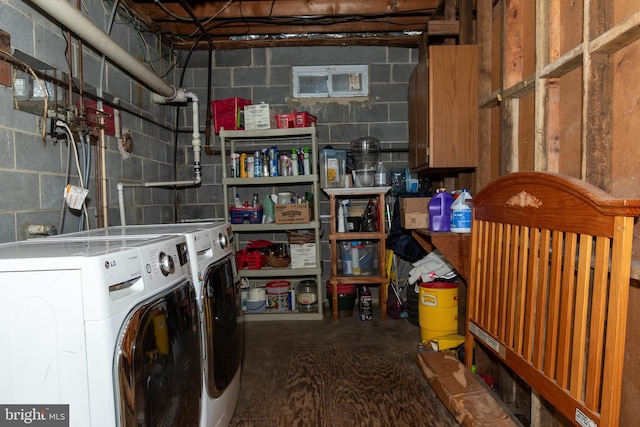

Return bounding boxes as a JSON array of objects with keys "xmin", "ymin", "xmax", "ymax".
[
  {"xmin": 211, "ymin": 98, "xmax": 252, "ymax": 133},
  {"xmin": 276, "ymin": 111, "xmax": 317, "ymax": 128},
  {"xmin": 229, "ymin": 206, "xmax": 263, "ymax": 224},
  {"xmin": 320, "ymin": 148, "xmax": 346, "ymax": 188},
  {"xmin": 339, "ymin": 241, "xmax": 376, "ymax": 276}
]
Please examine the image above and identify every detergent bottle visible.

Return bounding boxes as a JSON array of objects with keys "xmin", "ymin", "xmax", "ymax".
[
  {"xmin": 428, "ymin": 188, "xmax": 454, "ymax": 232},
  {"xmin": 450, "ymin": 189, "xmax": 472, "ymax": 233}
]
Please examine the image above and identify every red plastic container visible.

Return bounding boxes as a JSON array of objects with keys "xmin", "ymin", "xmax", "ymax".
[
  {"xmin": 235, "ymin": 249, "xmax": 265, "ymax": 270},
  {"xmin": 211, "ymin": 98, "xmax": 252, "ymax": 133},
  {"xmin": 276, "ymin": 111, "xmax": 317, "ymax": 129}
]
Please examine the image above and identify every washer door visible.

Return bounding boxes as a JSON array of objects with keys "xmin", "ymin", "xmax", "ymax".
[
  {"xmin": 202, "ymin": 255, "xmax": 243, "ymax": 398},
  {"xmin": 115, "ymin": 280, "xmax": 202, "ymax": 427}
]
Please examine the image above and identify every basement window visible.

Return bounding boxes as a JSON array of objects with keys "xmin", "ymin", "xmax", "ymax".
[{"xmin": 293, "ymin": 65, "xmax": 369, "ymax": 98}]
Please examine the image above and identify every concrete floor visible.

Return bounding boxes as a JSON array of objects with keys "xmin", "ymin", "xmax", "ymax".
[{"xmin": 229, "ymin": 305, "xmax": 460, "ymax": 426}]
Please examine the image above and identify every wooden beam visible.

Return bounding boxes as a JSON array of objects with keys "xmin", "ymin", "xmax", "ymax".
[
  {"xmin": 177, "ymin": 34, "xmax": 422, "ymax": 50},
  {"xmin": 427, "ymin": 20, "xmax": 459, "ymax": 36},
  {"xmin": 589, "ymin": 11, "xmax": 640, "ymax": 55},
  {"xmin": 0, "ymin": 30, "xmax": 11, "ymax": 88}
]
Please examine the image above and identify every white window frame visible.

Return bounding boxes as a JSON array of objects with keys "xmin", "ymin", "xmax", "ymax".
[{"xmin": 292, "ymin": 65, "xmax": 369, "ymax": 98}]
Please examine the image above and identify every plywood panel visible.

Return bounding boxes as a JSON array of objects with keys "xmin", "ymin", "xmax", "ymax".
[
  {"xmin": 517, "ymin": 91, "xmax": 535, "ymax": 171},
  {"xmin": 491, "ymin": 4, "xmax": 502, "ymax": 93},
  {"xmin": 611, "ymin": 39, "xmax": 640, "ymax": 198},
  {"xmin": 558, "ymin": 0, "xmax": 584, "ymax": 57},
  {"xmin": 557, "ymin": 67, "xmax": 583, "ymax": 178},
  {"xmin": 521, "ymin": 0, "xmax": 537, "ymax": 77},
  {"xmin": 612, "ymin": 0, "xmax": 640, "ymax": 29}
]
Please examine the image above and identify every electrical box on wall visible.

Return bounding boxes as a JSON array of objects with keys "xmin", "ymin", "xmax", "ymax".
[{"xmin": 77, "ymin": 99, "xmax": 117, "ymax": 137}]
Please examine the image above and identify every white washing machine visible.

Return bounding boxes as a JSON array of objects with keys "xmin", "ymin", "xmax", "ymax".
[
  {"xmin": 0, "ymin": 235, "xmax": 201, "ymax": 426},
  {"xmin": 50, "ymin": 222, "xmax": 243, "ymax": 427}
]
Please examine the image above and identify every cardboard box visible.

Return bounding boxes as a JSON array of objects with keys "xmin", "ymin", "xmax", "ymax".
[
  {"xmin": 400, "ymin": 197, "xmax": 431, "ymax": 229},
  {"xmin": 290, "ymin": 243, "xmax": 317, "ymax": 268},
  {"xmin": 415, "ymin": 352, "xmax": 518, "ymax": 427},
  {"xmin": 244, "ymin": 104, "xmax": 279, "ymax": 130},
  {"xmin": 275, "ymin": 202, "xmax": 313, "ymax": 224}
]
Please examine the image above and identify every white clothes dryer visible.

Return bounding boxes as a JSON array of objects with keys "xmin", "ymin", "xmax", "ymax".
[
  {"xmin": 0, "ymin": 236, "xmax": 201, "ymax": 427},
  {"xmin": 49, "ymin": 222, "xmax": 243, "ymax": 427}
]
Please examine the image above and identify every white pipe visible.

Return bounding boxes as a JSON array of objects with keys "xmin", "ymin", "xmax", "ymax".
[
  {"xmin": 117, "ymin": 95, "xmax": 202, "ymax": 225},
  {"xmin": 28, "ymin": 0, "xmax": 183, "ymax": 102}
]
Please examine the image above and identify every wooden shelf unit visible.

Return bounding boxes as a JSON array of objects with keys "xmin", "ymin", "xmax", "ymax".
[{"xmin": 325, "ymin": 187, "xmax": 391, "ymax": 322}]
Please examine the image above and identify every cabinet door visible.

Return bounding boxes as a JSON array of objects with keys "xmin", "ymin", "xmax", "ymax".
[
  {"xmin": 410, "ymin": 55, "xmax": 429, "ymax": 168},
  {"xmin": 428, "ymin": 45, "xmax": 478, "ymax": 168}
]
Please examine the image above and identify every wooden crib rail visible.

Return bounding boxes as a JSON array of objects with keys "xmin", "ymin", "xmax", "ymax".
[{"xmin": 464, "ymin": 172, "xmax": 640, "ymax": 427}]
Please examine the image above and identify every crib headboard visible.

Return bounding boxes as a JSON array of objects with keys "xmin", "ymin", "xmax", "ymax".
[{"xmin": 464, "ymin": 172, "xmax": 640, "ymax": 427}]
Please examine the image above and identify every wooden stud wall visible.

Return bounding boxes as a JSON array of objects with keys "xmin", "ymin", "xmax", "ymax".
[{"xmin": 476, "ymin": 0, "xmax": 640, "ymax": 424}]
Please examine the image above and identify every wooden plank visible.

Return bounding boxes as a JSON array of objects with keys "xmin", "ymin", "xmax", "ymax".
[
  {"xmin": 545, "ymin": 79, "xmax": 560, "ymax": 172},
  {"xmin": 514, "ymin": 226, "xmax": 529, "ymax": 355},
  {"xmin": 502, "ymin": 74, "xmax": 536, "ymax": 100},
  {"xmin": 590, "ymin": 11, "xmax": 640, "ymax": 55},
  {"xmin": 427, "ymin": 20, "xmax": 460, "ymax": 36},
  {"xmin": 584, "ymin": 236, "xmax": 608, "ymax": 407},
  {"xmin": 600, "ymin": 216, "xmax": 635, "ymax": 427},
  {"xmin": 538, "ymin": 44, "xmax": 584, "ymax": 79},
  {"xmin": 0, "ymin": 30, "xmax": 11, "ymax": 88},
  {"xmin": 458, "ymin": 0, "xmax": 474, "ymax": 44},
  {"xmin": 556, "ymin": 232, "xmax": 577, "ymax": 388},
  {"xmin": 498, "ymin": 223, "xmax": 510, "ymax": 341},
  {"xmin": 569, "ymin": 234, "xmax": 593, "ymax": 399},
  {"xmin": 479, "ymin": 89, "xmax": 502, "ymax": 109},
  {"xmin": 584, "ymin": 1, "xmax": 613, "ymax": 190},
  {"xmin": 543, "ymin": 230, "xmax": 563, "ymax": 378},
  {"xmin": 534, "ymin": 0, "xmax": 550, "ymax": 172},
  {"xmin": 532, "ymin": 228, "xmax": 551, "ymax": 369},
  {"xmin": 522, "ymin": 227, "xmax": 539, "ymax": 361},
  {"xmin": 503, "ymin": 0, "xmax": 524, "ymax": 88}
]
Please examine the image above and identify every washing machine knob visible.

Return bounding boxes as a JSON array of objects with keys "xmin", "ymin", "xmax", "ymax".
[
  {"xmin": 159, "ymin": 251, "xmax": 175, "ymax": 276},
  {"xmin": 218, "ymin": 232, "xmax": 229, "ymax": 249}
]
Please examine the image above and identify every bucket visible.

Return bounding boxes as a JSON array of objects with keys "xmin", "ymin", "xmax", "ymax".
[
  {"xmin": 326, "ymin": 283, "xmax": 357, "ymax": 318},
  {"xmin": 418, "ymin": 281, "xmax": 458, "ymax": 343},
  {"xmin": 266, "ymin": 280, "xmax": 291, "ymax": 311}
]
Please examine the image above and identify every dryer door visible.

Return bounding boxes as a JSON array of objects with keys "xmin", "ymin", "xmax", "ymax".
[
  {"xmin": 202, "ymin": 255, "xmax": 243, "ymax": 398},
  {"xmin": 115, "ymin": 280, "xmax": 202, "ymax": 427}
]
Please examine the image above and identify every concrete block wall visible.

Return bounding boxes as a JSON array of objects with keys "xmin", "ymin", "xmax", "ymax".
[
  {"xmin": 0, "ymin": 0, "xmax": 179, "ymax": 242},
  {"xmin": 177, "ymin": 45, "xmax": 419, "ymax": 281}
]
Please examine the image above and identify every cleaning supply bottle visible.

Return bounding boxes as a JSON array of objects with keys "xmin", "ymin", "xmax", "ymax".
[
  {"xmin": 450, "ymin": 189, "xmax": 472, "ymax": 232},
  {"xmin": 375, "ymin": 161, "xmax": 387, "ymax": 186},
  {"xmin": 337, "ymin": 203, "xmax": 346, "ymax": 232},
  {"xmin": 234, "ymin": 194, "xmax": 242, "ymax": 208},
  {"xmin": 428, "ymin": 188, "xmax": 454, "ymax": 232}
]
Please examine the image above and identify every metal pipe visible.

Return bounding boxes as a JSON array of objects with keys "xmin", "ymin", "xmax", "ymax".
[
  {"xmin": 28, "ymin": 0, "xmax": 181, "ymax": 102},
  {"xmin": 116, "ymin": 94, "xmax": 202, "ymax": 225}
]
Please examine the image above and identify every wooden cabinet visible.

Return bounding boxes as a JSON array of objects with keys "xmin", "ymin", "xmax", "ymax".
[{"xmin": 408, "ymin": 44, "xmax": 478, "ymax": 171}]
